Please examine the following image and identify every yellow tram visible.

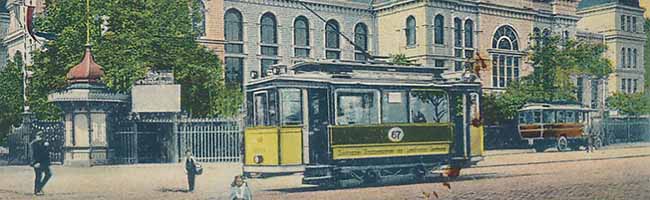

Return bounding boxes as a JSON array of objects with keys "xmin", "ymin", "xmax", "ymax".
[{"xmin": 243, "ymin": 61, "xmax": 484, "ymax": 186}]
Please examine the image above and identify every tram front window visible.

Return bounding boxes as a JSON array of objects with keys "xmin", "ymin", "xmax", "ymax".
[
  {"xmin": 254, "ymin": 92, "xmax": 269, "ymax": 126},
  {"xmin": 280, "ymin": 89, "xmax": 303, "ymax": 125},
  {"xmin": 336, "ymin": 91, "xmax": 379, "ymax": 125},
  {"xmin": 410, "ymin": 91, "xmax": 449, "ymax": 123}
]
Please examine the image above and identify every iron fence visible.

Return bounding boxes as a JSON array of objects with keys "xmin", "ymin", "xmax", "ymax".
[
  {"xmin": 602, "ymin": 117, "xmax": 650, "ymax": 144},
  {"xmin": 5, "ymin": 114, "xmax": 64, "ymax": 165},
  {"xmin": 178, "ymin": 118, "xmax": 242, "ymax": 163}
]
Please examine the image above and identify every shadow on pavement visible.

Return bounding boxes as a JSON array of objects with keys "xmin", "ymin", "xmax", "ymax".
[{"xmin": 266, "ymin": 172, "xmax": 541, "ymax": 194}]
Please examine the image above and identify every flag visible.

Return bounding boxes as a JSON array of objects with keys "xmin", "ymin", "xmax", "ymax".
[{"xmin": 25, "ymin": 5, "xmax": 39, "ymax": 42}]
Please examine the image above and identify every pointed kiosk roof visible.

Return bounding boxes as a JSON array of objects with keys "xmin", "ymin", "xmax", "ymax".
[{"xmin": 66, "ymin": 45, "xmax": 104, "ymax": 83}]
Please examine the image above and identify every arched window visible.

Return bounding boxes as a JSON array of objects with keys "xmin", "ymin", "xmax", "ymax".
[
  {"xmin": 491, "ymin": 25, "xmax": 521, "ymax": 88},
  {"xmin": 454, "ymin": 18, "xmax": 462, "ymax": 48},
  {"xmin": 354, "ymin": 23, "xmax": 368, "ymax": 61},
  {"xmin": 406, "ymin": 16, "xmax": 416, "ymax": 46},
  {"xmin": 260, "ymin": 12, "xmax": 278, "ymax": 77},
  {"xmin": 224, "ymin": 9, "xmax": 243, "ymax": 53},
  {"xmin": 492, "ymin": 25, "xmax": 519, "ymax": 50},
  {"xmin": 294, "ymin": 16, "xmax": 310, "ymax": 58},
  {"xmin": 464, "ymin": 19, "xmax": 473, "ymax": 48},
  {"xmin": 192, "ymin": 0, "xmax": 206, "ymax": 37},
  {"xmin": 325, "ymin": 20, "xmax": 340, "ymax": 59},
  {"xmin": 532, "ymin": 27, "xmax": 541, "ymax": 47},
  {"xmin": 224, "ymin": 9, "xmax": 244, "ymax": 87},
  {"xmin": 260, "ymin": 13, "xmax": 277, "ymax": 44},
  {"xmin": 434, "ymin": 15, "xmax": 444, "ymax": 45}
]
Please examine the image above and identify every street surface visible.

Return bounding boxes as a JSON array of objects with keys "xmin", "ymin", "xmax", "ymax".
[{"xmin": 1, "ymin": 144, "xmax": 650, "ymax": 200}]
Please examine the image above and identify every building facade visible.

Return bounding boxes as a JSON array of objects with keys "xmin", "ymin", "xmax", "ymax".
[
  {"xmin": 0, "ymin": 0, "xmax": 45, "ymax": 69},
  {"xmin": 577, "ymin": 0, "xmax": 646, "ymax": 95}
]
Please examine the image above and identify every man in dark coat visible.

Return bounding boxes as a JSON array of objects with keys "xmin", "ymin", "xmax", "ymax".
[
  {"xmin": 184, "ymin": 150, "xmax": 198, "ymax": 192},
  {"xmin": 30, "ymin": 131, "xmax": 52, "ymax": 196}
]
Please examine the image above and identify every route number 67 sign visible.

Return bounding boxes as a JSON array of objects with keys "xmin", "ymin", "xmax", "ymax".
[{"xmin": 388, "ymin": 127, "xmax": 404, "ymax": 142}]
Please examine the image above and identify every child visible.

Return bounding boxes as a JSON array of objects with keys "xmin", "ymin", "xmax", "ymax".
[{"xmin": 229, "ymin": 175, "xmax": 252, "ymax": 200}]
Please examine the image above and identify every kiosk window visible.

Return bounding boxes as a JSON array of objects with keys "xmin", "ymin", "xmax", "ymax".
[
  {"xmin": 280, "ymin": 89, "xmax": 303, "ymax": 125},
  {"xmin": 410, "ymin": 91, "xmax": 449, "ymax": 123},
  {"xmin": 254, "ymin": 93, "xmax": 269, "ymax": 126},
  {"xmin": 336, "ymin": 91, "xmax": 378, "ymax": 125},
  {"xmin": 382, "ymin": 91, "xmax": 408, "ymax": 123}
]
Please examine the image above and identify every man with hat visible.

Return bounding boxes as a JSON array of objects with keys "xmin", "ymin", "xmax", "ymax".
[{"xmin": 30, "ymin": 131, "xmax": 53, "ymax": 196}]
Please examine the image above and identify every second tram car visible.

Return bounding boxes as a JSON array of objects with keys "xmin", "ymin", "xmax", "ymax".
[{"xmin": 243, "ymin": 61, "xmax": 484, "ymax": 186}]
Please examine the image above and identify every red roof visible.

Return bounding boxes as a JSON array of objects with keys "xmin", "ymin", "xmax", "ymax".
[{"xmin": 66, "ymin": 46, "xmax": 104, "ymax": 83}]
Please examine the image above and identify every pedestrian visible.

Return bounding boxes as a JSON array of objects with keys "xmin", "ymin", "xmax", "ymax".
[
  {"xmin": 184, "ymin": 149, "xmax": 200, "ymax": 192},
  {"xmin": 30, "ymin": 131, "xmax": 53, "ymax": 196},
  {"xmin": 229, "ymin": 175, "xmax": 252, "ymax": 200}
]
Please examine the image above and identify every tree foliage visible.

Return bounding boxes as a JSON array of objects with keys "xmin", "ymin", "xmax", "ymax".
[
  {"xmin": 606, "ymin": 92, "xmax": 650, "ymax": 116},
  {"xmin": 22, "ymin": 0, "xmax": 240, "ymax": 120},
  {"xmin": 0, "ymin": 55, "xmax": 24, "ymax": 145},
  {"xmin": 484, "ymin": 36, "xmax": 612, "ymax": 124},
  {"xmin": 389, "ymin": 54, "xmax": 414, "ymax": 65}
]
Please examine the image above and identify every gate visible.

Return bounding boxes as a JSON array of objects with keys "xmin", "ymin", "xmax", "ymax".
[
  {"xmin": 6, "ymin": 114, "xmax": 64, "ymax": 165},
  {"xmin": 178, "ymin": 118, "xmax": 242, "ymax": 163}
]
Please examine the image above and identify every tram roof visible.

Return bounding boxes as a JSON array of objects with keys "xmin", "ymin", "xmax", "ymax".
[
  {"xmin": 519, "ymin": 103, "xmax": 598, "ymax": 112},
  {"xmin": 246, "ymin": 60, "xmax": 482, "ymax": 89}
]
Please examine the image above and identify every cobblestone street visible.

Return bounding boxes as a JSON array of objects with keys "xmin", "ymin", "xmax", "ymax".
[{"xmin": 1, "ymin": 144, "xmax": 650, "ymax": 200}]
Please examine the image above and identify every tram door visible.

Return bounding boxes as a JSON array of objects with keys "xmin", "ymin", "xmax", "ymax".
[{"xmin": 307, "ymin": 89, "xmax": 329, "ymax": 164}]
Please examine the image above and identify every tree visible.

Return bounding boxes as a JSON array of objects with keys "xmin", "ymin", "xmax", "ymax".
[
  {"xmin": 485, "ymin": 36, "xmax": 612, "ymax": 123},
  {"xmin": 22, "ymin": 0, "xmax": 241, "ymax": 120},
  {"xmin": 389, "ymin": 54, "xmax": 414, "ymax": 65},
  {"xmin": 606, "ymin": 92, "xmax": 650, "ymax": 116},
  {"xmin": 0, "ymin": 55, "xmax": 24, "ymax": 145}
]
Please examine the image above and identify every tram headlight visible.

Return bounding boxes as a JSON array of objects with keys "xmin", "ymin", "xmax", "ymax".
[{"xmin": 254, "ymin": 155, "xmax": 264, "ymax": 164}]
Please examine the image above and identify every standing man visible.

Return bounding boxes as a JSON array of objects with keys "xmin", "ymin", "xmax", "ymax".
[{"xmin": 30, "ymin": 131, "xmax": 53, "ymax": 196}]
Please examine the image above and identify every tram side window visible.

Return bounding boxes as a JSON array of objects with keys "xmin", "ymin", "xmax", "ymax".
[
  {"xmin": 533, "ymin": 111, "xmax": 542, "ymax": 123},
  {"xmin": 410, "ymin": 91, "xmax": 449, "ymax": 123},
  {"xmin": 280, "ymin": 89, "xmax": 303, "ymax": 125},
  {"xmin": 543, "ymin": 110, "xmax": 555, "ymax": 123},
  {"xmin": 519, "ymin": 111, "xmax": 531, "ymax": 124},
  {"xmin": 336, "ymin": 91, "xmax": 379, "ymax": 125},
  {"xmin": 254, "ymin": 93, "xmax": 270, "ymax": 126},
  {"xmin": 382, "ymin": 91, "xmax": 408, "ymax": 123}
]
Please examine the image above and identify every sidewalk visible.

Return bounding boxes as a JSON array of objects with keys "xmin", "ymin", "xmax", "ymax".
[
  {"xmin": 476, "ymin": 144, "xmax": 650, "ymax": 169},
  {"xmin": 484, "ymin": 141, "xmax": 650, "ymax": 157}
]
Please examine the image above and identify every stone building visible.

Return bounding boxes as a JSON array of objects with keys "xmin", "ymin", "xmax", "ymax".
[
  {"xmin": 209, "ymin": 0, "xmax": 582, "ymax": 93},
  {"xmin": 0, "ymin": 0, "xmax": 45, "ymax": 68},
  {"xmin": 577, "ymin": 0, "xmax": 646, "ymax": 95}
]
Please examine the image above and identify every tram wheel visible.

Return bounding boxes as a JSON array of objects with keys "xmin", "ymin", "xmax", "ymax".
[
  {"xmin": 556, "ymin": 136, "xmax": 569, "ymax": 152},
  {"xmin": 593, "ymin": 137, "xmax": 603, "ymax": 150},
  {"xmin": 534, "ymin": 144, "xmax": 546, "ymax": 152}
]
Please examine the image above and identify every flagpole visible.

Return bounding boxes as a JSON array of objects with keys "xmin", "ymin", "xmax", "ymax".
[{"xmin": 22, "ymin": 1, "xmax": 29, "ymax": 113}]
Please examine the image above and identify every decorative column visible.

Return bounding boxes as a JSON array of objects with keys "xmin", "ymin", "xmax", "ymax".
[{"xmin": 48, "ymin": 46, "xmax": 127, "ymax": 167}]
